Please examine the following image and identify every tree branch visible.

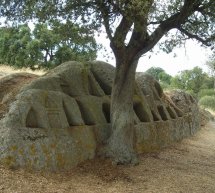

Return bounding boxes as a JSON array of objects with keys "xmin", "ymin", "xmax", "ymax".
[
  {"xmin": 97, "ymin": 2, "xmax": 113, "ymax": 40},
  {"xmin": 133, "ymin": 0, "xmax": 202, "ymax": 59},
  {"xmin": 106, "ymin": 0, "xmax": 129, "ymax": 15},
  {"xmin": 111, "ymin": 16, "xmax": 133, "ymax": 53},
  {"xmin": 178, "ymin": 27, "xmax": 211, "ymax": 46},
  {"xmin": 127, "ymin": 20, "xmax": 148, "ymax": 58},
  {"xmin": 126, "ymin": 1, "xmax": 154, "ymax": 60},
  {"xmin": 148, "ymin": 21, "xmax": 162, "ymax": 25}
]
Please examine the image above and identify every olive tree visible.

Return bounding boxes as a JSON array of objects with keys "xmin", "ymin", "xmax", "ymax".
[{"xmin": 1, "ymin": 0, "xmax": 215, "ymax": 164}]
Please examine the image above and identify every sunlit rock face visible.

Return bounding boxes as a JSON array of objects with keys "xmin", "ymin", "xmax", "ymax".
[{"xmin": 0, "ymin": 61, "xmax": 200, "ymax": 170}]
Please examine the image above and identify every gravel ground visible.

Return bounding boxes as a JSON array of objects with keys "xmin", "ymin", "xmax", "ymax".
[{"xmin": 1, "ymin": 121, "xmax": 215, "ymax": 193}]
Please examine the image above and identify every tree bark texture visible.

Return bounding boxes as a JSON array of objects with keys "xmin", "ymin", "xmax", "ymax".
[{"xmin": 106, "ymin": 58, "xmax": 139, "ymax": 165}]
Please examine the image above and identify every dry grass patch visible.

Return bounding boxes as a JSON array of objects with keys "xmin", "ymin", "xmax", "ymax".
[{"xmin": 0, "ymin": 65, "xmax": 46, "ymax": 77}]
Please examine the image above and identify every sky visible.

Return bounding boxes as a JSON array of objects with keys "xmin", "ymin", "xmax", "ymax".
[
  {"xmin": 96, "ymin": 35, "xmax": 213, "ymax": 76},
  {"xmin": 0, "ymin": 17, "xmax": 212, "ymax": 76}
]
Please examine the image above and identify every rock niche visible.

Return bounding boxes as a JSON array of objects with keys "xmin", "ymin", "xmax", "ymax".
[{"xmin": 0, "ymin": 61, "xmax": 200, "ymax": 170}]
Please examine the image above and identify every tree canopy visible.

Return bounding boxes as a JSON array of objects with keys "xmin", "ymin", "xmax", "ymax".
[
  {"xmin": 1, "ymin": 1, "xmax": 215, "ymax": 58},
  {"xmin": 0, "ymin": 22, "xmax": 98, "ymax": 69},
  {"xmin": 171, "ymin": 66, "xmax": 212, "ymax": 94},
  {"xmin": 146, "ymin": 67, "xmax": 172, "ymax": 84},
  {"xmin": 206, "ymin": 54, "xmax": 215, "ymax": 76},
  {"xmin": 1, "ymin": 0, "xmax": 215, "ymax": 164}
]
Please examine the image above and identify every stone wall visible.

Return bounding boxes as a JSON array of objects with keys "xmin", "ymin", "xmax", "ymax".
[{"xmin": 0, "ymin": 61, "xmax": 200, "ymax": 170}]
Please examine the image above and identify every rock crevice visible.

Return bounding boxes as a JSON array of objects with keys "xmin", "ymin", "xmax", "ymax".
[{"xmin": 0, "ymin": 61, "xmax": 200, "ymax": 170}]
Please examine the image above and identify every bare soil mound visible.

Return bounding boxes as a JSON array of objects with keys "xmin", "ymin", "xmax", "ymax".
[{"xmin": 1, "ymin": 121, "xmax": 215, "ymax": 193}]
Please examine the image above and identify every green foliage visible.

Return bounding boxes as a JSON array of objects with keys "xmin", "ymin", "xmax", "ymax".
[
  {"xmin": 170, "ymin": 67, "xmax": 210, "ymax": 94},
  {"xmin": 159, "ymin": 81, "xmax": 172, "ymax": 91},
  {"xmin": 206, "ymin": 54, "xmax": 215, "ymax": 77},
  {"xmin": 171, "ymin": 75, "xmax": 185, "ymax": 90},
  {"xmin": 201, "ymin": 76, "xmax": 214, "ymax": 89},
  {"xmin": 186, "ymin": 90, "xmax": 198, "ymax": 99},
  {"xmin": 198, "ymin": 89, "xmax": 215, "ymax": 99},
  {"xmin": 146, "ymin": 67, "xmax": 172, "ymax": 86},
  {"xmin": 0, "ymin": 1, "xmax": 214, "ymax": 57},
  {"xmin": 158, "ymin": 71, "xmax": 172, "ymax": 85},
  {"xmin": 0, "ymin": 22, "xmax": 98, "ymax": 69},
  {"xmin": 0, "ymin": 1, "xmax": 215, "ymax": 71},
  {"xmin": 146, "ymin": 67, "xmax": 165, "ymax": 80},
  {"xmin": 0, "ymin": 0, "xmax": 215, "ymax": 164},
  {"xmin": 205, "ymin": 54, "xmax": 215, "ymax": 90},
  {"xmin": 199, "ymin": 96, "xmax": 215, "ymax": 111},
  {"xmin": 0, "ymin": 25, "xmax": 37, "ymax": 68}
]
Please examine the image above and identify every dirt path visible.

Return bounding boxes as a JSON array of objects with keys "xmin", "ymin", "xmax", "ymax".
[{"xmin": 1, "ymin": 122, "xmax": 215, "ymax": 193}]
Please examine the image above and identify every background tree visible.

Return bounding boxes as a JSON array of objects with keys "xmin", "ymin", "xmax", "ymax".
[
  {"xmin": 171, "ymin": 67, "xmax": 212, "ymax": 94},
  {"xmin": 32, "ymin": 21, "xmax": 99, "ymax": 68},
  {"xmin": 146, "ymin": 67, "xmax": 172, "ymax": 84},
  {"xmin": 0, "ymin": 22, "xmax": 98, "ymax": 69},
  {"xmin": 1, "ymin": 0, "xmax": 215, "ymax": 164},
  {"xmin": 201, "ymin": 75, "xmax": 214, "ymax": 90},
  {"xmin": 206, "ymin": 54, "xmax": 215, "ymax": 89},
  {"xmin": 0, "ymin": 24, "xmax": 39, "ymax": 68},
  {"xmin": 32, "ymin": 23, "xmax": 59, "ymax": 67},
  {"xmin": 146, "ymin": 67, "xmax": 165, "ymax": 81},
  {"xmin": 159, "ymin": 71, "xmax": 172, "ymax": 85}
]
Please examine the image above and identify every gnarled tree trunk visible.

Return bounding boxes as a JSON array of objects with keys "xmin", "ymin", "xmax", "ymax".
[{"xmin": 106, "ymin": 57, "xmax": 139, "ymax": 165}]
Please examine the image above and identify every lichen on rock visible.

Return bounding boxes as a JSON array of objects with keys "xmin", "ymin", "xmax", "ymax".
[{"xmin": 0, "ymin": 61, "xmax": 201, "ymax": 170}]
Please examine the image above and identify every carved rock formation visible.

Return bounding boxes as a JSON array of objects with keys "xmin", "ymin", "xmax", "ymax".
[{"xmin": 0, "ymin": 61, "xmax": 200, "ymax": 170}]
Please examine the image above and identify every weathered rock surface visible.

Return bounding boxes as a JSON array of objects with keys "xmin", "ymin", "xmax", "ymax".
[
  {"xmin": 0, "ymin": 61, "xmax": 200, "ymax": 170},
  {"xmin": 0, "ymin": 73, "xmax": 38, "ymax": 119}
]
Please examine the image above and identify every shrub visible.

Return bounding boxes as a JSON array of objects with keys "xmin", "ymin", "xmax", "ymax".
[
  {"xmin": 186, "ymin": 90, "xmax": 198, "ymax": 99},
  {"xmin": 199, "ymin": 95, "xmax": 215, "ymax": 111},
  {"xmin": 198, "ymin": 89, "xmax": 215, "ymax": 99},
  {"xmin": 160, "ymin": 81, "xmax": 171, "ymax": 90}
]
